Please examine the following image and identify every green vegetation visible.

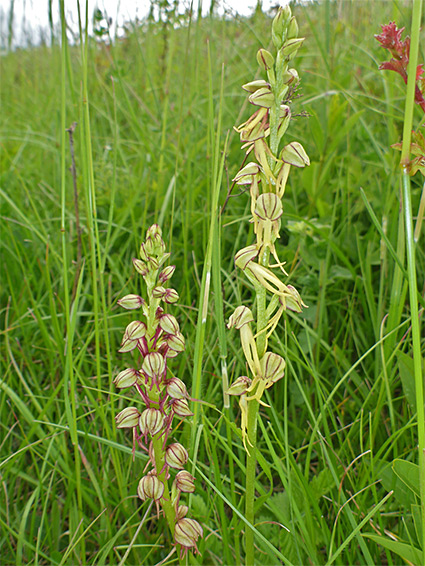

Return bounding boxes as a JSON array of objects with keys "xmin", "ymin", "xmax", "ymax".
[{"xmin": 1, "ymin": 1, "xmax": 424, "ymax": 564}]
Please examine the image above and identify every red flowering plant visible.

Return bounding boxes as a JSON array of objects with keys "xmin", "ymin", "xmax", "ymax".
[
  {"xmin": 375, "ymin": 22, "xmax": 425, "ymax": 177},
  {"xmin": 375, "ymin": 22, "xmax": 425, "ymax": 113}
]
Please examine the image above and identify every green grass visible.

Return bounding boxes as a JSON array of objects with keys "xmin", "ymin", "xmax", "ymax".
[{"xmin": 1, "ymin": 1, "xmax": 424, "ymax": 564}]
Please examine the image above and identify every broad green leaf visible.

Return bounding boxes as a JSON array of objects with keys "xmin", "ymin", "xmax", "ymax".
[
  {"xmin": 363, "ymin": 533, "xmax": 423, "ymax": 564},
  {"xmin": 397, "ymin": 351, "xmax": 418, "ymax": 410},
  {"xmin": 393, "ymin": 459, "xmax": 421, "ymax": 498}
]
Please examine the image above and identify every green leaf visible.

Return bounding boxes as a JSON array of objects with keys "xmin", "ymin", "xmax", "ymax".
[
  {"xmin": 363, "ymin": 533, "xmax": 423, "ymax": 564},
  {"xmin": 380, "ymin": 462, "xmax": 416, "ymax": 508},
  {"xmin": 412, "ymin": 504, "xmax": 423, "ymax": 548},
  {"xmin": 397, "ymin": 351, "xmax": 418, "ymax": 410},
  {"xmin": 393, "ymin": 459, "xmax": 421, "ymax": 499}
]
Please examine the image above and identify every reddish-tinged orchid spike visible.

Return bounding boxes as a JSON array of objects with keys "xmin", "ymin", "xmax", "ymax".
[
  {"xmin": 375, "ymin": 22, "xmax": 405, "ymax": 56},
  {"xmin": 379, "ymin": 59, "xmax": 408, "ymax": 83}
]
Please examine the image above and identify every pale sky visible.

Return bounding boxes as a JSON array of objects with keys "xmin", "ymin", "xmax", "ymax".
[{"xmin": 1, "ymin": 0, "xmax": 289, "ymax": 48}]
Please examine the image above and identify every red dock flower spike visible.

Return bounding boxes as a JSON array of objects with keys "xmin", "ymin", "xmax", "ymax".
[{"xmin": 375, "ymin": 22, "xmax": 425, "ymax": 113}]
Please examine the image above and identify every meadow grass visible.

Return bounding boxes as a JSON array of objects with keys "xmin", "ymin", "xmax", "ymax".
[{"xmin": 1, "ymin": 1, "xmax": 424, "ymax": 564}]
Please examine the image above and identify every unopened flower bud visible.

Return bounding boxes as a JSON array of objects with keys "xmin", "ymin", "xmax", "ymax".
[
  {"xmin": 165, "ymin": 331, "xmax": 185, "ymax": 353},
  {"xmin": 227, "ymin": 306, "xmax": 254, "ymax": 330},
  {"xmin": 146, "ymin": 256, "xmax": 159, "ymax": 271},
  {"xmin": 232, "ymin": 162, "xmax": 261, "ymax": 185},
  {"xmin": 234, "ymin": 245, "xmax": 259, "ymax": 271},
  {"xmin": 171, "ymin": 398, "xmax": 194, "ymax": 418},
  {"xmin": 226, "ymin": 375, "xmax": 252, "ymax": 396},
  {"xmin": 159, "ymin": 264, "xmax": 176, "ymax": 283},
  {"xmin": 249, "ymin": 87, "xmax": 275, "ymax": 108},
  {"xmin": 164, "ymin": 288, "xmax": 179, "ymax": 304},
  {"xmin": 133, "ymin": 258, "xmax": 148, "ymax": 276},
  {"xmin": 152, "ymin": 286, "xmax": 167, "ymax": 299},
  {"xmin": 272, "ymin": 5, "xmax": 292, "ymax": 49},
  {"xmin": 261, "ymin": 352, "xmax": 286, "ymax": 386},
  {"xmin": 280, "ymin": 141, "xmax": 310, "ymax": 167},
  {"xmin": 166, "ymin": 377, "xmax": 188, "ymax": 399},
  {"xmin": 139, "ymin": 408, "xmax": 164, "ymax": 437},
  {"xmin": 142, "ymin": 352, "xmax": 166, "ymax": 380},
  {"xmin": 114, "ymin": 368, "xmax": 140, "ymax": 388},
  {"xmin": 281, "ymin": 37, "xmax": 304, "ymax": 60},
  {"xmin": 173, "ymin": 470, "xmax": 196, "ymax": 493},
  {"xmin": 257, "ymin": 48, "xmax": 274, "ymax": 71},
  {"xmin": 115, "ymin": 407, "xmax": 140, "ymax": 428},
  {"xmin": 242, "ymin": 79, "xmax": 270, "ymax": 93},
  {"xmin": 281, "ymin": 285, "xmax": 306, "ymax": 312},
  {"xmin": 165, "ymin": 443, "xmax": 188, "ymax": 469},
  {"xmin": 254, "ymin": 193, "xmax": 283, "ymax": 222},
  {"xmin": 117, "ymin": 294, "xmax": 145, "ymax": 310},
  {"xmin": 137, "ymin": 474, "xmax": 164, "ymax": 501},
  {"xmin": 174, "ymin": 518, "xmax": 203, "ymax": 551},
  {"xmin": 159, "ymin": 313, "xmax": 180, "ymax": 335},
  {"xmin": 119, "ymin": 320, "xmax": 147, "ymax": 353},
  {"xmin": 150, "ymin": 233, "xmax": 166, "ymax": 257},
  {"xmin": 146, "ymin": 224, "xmax": 162, "ymax": 239},
  {"xmin": 175, "ymin": 505, "xmax": 189, "ymax": 521},
  {"xmin": 287, "ymin": 16, "xmax": 298, "ymax": 40}
]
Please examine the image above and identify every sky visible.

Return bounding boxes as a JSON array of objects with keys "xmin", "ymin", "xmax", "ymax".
[{"xmin": 1, "ymin": 0, "xmax": 289, "ymax": 48}]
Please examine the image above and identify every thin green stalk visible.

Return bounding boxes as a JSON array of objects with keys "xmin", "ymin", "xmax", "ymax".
[
  {"xmin": 190, "ymin": 57, "xmax": 227, "ymax": 446},
  {"xmin": 60, "ymin": 1, "xmax": 84, "ymax": 560},
  {"xmin": 244, "ymin": 399, "xmax": 259, "ymax": 566},
  {"xmin": 400, "ymin": 0, "xmax": 425, "ymax": 558}
]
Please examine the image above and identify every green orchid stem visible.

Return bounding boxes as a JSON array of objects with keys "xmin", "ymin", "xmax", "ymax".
[
  {"xmin": 400, "ymin": 0, "xmax": 425, "ymax": 560},
  {"xmin": 245, "ymin": 399, "xmax": 259, "ymax": 566},
  {"xmin": 150, "ymin": 388, "xmax": 185, "ymax": 566},
  {"xmin": 245, "ymin": 268, "xmax": 269, "ymax": 565}
]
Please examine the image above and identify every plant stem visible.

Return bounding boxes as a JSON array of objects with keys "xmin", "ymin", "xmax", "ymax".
[
  {"xmin": 400, "ymin": 0, "xmax": 425, "ymax": 559},
  {"xmin": 245, "ymin": 398, "xmax": 259, "ymax": 566}
]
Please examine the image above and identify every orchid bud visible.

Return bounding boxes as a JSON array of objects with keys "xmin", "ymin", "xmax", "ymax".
[
  {"xmin": 281, "ymin": 285, "xmax": 306, "ymax": 312},
  {"xmin": 118, "ymin": 320, "xmax": 147, "ymax": 353},
  {"xmin": 114, "ymin": 368, "xmax": 140, "ymax": 388},
  {"xmin": 159, "ymin": 313, "xmax": 180, "ymax": 335},
  {"xmin": 174, "ymin": 518, "xmax": 203, "ymax": 551},
  {"xmin": 165, "ymin": 443, "xmax": 188, "ymax": 469},
  {"xmin": 165, "ymin": 332, "xmax": 185, "ymax": 353},
  {"xmin": 254, "ymin": 193, "xmax": 283, "ymax": 222},
  {"xmin": 164, "ymin": 288, "xmax": 179, "ymax": 304},
  {"xmin": 234, "ymin": 245, "xmax": 258, "ymax": 270},
  {"xmin": 261, "ymin": 352, "xmax": 286, "ymax": 385},
  {"xmin": 137, "ymin": 474, "xmax": 164, "ymax": 502},
  {"xmin": 115, "ymin": 407, "xmax": 140, "ymax": 428},
  {"xmin": 139, "ymin": 408, "xmax": 164, "ymax": 436},
  {"xmin": 146, "ymin": 224, "xmax": 162, "ymax": 239},
  {"xmin": 117, "ymin": 294, "xmax": 145, "ymax": 310},
  {"xmin": 173, "ymin": 470, "xmax": 196, "ymax": 493},
  {"xmin": 280, "ymin": 142, "xmax": 310, "ymax": 167},
  {"xmin": 133, "ymin": 258, "xmax": 148, "ymax": 276},
  {"xmin": 175, "ymin": 505, "xmax": 189, "ymax": 521},
  {"xmin": 159, "ymin": 264, "xmax": 176, "ymax": 283},
  {"xmin": 242, "ymin": 79, "xmax": 270, "ymax": 93},
  {"xmin": 226, "ymin": 375, "xmax": 252, "ymax": 396},
  {"xmin": 142, "ymin": 352, "xmax": 166, "ymax": 380},
  {"xmin": 281, "ymin": 38, "xmax": 305, "ymax": 60},
  {"xmin": 227, "ymin": 306, "xmax": 254, "ymax": 330},
  {"xmin": 287, "ymin": 16, "xmax": 298, "ymax": 40},
  {"xmin": 232, "ymin": 162, "xmax": 261, "ymax": 185},
  {"xmin": 152, "ymin": 286, "xmax": 167, "ymax": 299},
  {"xmin": 249, "ymin": 87, "xmax": 275, "ymax": 108},
  {"xmin": 257, "ymin": 48, "xmax": 274, "ymax": 71},
  {"xmin": 166, "ymin": 377, "xmax": 188, "ymax": 399},
  {"xmin": 272, "ymin": 5, "xmax": 292, "ymax": 49},
  {"xmin": 170, "ymin": 398, "xmax": 194, "ymax": 418}
]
